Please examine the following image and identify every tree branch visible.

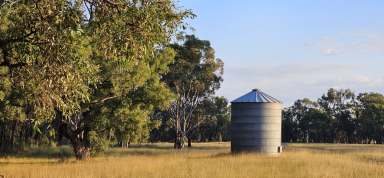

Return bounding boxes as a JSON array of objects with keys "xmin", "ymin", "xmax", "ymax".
[{"xmin": 90, "ymin": 95, "xmax": 118, "ymax": 104}]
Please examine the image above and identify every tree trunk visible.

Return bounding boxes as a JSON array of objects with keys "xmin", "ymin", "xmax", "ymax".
[
  {"xmin": 187, "ymin": 137, "xmax": 192, "ymax": 147},
  {"xmin": 73, "ymin": 144, "xmax": 91, "ymax": 160},
  {"xmin": 218, "ymin": 133, "xmax": 223, "ymax": 142},
  {"xmin": 174, "ymin": 115, "xmax": 184, "ymax": 149},
  {"xmin": 66, "ymin": 130, "xmax": 91, "ymax": 160},
  {"xmin": 121, "ymin": 141, "xmax": 129, "ymax": 148},
  {"xmin": 174, "ymin": 131, "xmax": 184, "ymax": 149},
  {"xmin": 55, "ymin": 110, "xmax": 92, "ymax": 160}
]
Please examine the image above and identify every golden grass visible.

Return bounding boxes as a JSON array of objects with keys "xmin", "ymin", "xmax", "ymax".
[{"xmin": 1, "ymin": 142, "xmax": 384, "ymax": 178}]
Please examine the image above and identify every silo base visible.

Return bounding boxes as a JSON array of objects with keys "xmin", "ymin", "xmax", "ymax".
[{"xmin": 231, "ymin": 145, "xmax": 283, "ymax": 155}]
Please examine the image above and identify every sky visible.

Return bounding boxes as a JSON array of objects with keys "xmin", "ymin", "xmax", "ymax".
[{"xmin": 178, "ymin": 0, "xmax": 384, "ymax": 106}]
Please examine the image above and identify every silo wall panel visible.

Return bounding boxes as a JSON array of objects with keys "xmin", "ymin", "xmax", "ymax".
[{"xmin": 231, "ymin": 102, "xmax": 282, "ymax": 154}]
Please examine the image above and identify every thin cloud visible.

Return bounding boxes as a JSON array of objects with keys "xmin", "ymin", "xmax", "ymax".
[
  {"xmin": 216, "ymin": 62, "xmax": 384, "ymax": 106},
  {"xmin": 306, "ymin": 33, "xmax": 384, "ymax": 55},
  {"xmin": 322, "ymin": 48, "xmax": 338, "ymax": 55}
]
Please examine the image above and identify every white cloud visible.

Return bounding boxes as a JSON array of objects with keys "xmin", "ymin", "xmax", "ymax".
[
  {"xmin": 306, "ymin": 33, "xmax": 384, "ymax": 55},
  {"xmin": 216, "ymin": 62, "xmax": 384, "ymax": 106},
  {"xmin": 215, "ymin": 32, "xmax": 384, "ymax": 106},
  {"xmin": 322, "ymin": 48, "xmax": 338, "ymax": 55}
]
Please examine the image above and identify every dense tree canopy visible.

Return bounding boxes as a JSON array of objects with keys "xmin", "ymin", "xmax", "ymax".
[
  {"xmin": 283, "ymin": 88, "xmax": 384, "ymax": 144},
  {"xmin": 0, "ymin": 0, "xmax": 191, "ymax": 159},
  {"xmin": 192, "ymin": 96, "xmax": 230, "ymax": 143}
]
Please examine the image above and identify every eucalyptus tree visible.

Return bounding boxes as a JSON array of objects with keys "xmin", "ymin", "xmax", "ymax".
[
  {"xmin": 0, "ymin": 0, "xmax": 99, "ymax": 153},
  {"xmin": 282, "ymin": 88, "xmax": 384, "ymax": 144},
  {"xmin": 163, "ymin": 35, "xmax": 223, "ymax": 149},
  {"xmin": 193, "ymin": 96, "xmax": 230, "ymax": 144},
  {"xmin": 283, "ymin": 98, "xmax": 320, "ymax": 143},
  {"xmin": 0, "ymin": 0, "xmax": 191, "ymax": 159},
  {"xmin": 356, "ymin": 93, "xmax": 384, "ymax": 144},
  {"xmin": 318, "ymin": 88, "xmax": 357, "ymax": 143}
]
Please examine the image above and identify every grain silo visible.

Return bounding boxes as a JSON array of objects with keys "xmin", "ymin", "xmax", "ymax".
[{"xmin": 231, "ymin": 89, "xmax": 283, "ymax": 154}]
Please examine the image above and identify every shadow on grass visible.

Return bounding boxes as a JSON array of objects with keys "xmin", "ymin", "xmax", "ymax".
[
  {"xmin": 123, "ymin": 143, "xmax": 228, "ymax": 150},
  {"xmin": 100, "ymin": 143, "xmax": 229, "ymax": 158},
  {"xmin": 102, "ymin": 148, "xmax": 170, "ymax": 157},
  {"xmin": 185, "ymin": 146, "xmax": 228, "ymax": 151},
  {"xmin": 123, "ymin": 143, "xmax": 173, "ymax": 150},
  {"xmin": 209, "ymin": 152, "xmax": 233, "ymax": 158},
  {"xmin": 285, "ymin": 144, "xmax": 384, "ymax": 154},
  {"xmin": 358, "ymin": 155, "xmax": 384, "ymax": 165},
  {"xmin": 3, "ymin": 143, "xmax": 383, "ymax": 161},
  {"xmin": 1, "ymin": 143, "xmax": 228, "ymax": 160},
  {"xmin": 0, "ymin": 159, "xmax": 75, "ymax": 165},
  {"xmin": 0, "ymin": 146, "xmax": 74, "ymax": 159},
  {"xmin": 0, "ymin": 146, "xmax": 75, "ymax": 165}
]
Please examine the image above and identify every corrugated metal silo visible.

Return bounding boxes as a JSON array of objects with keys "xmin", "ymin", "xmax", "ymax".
[{"xmin": 231, "ymin": 89, "xmax": 283, "ymax": 154}]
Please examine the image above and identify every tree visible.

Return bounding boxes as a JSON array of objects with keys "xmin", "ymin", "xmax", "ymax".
[
  {"xmin": 302, "ymin": 109, "xmax": 332, "ymax": 143},
  {"xmin": 283, "ymin": 98, "xmax": 319, "ymax": 143},
  {"xmin": 318, "ymin": 88, "xmax": 357, "ymax": 143},
  {"xmin": 282, "ymin": 88, "xmax": 384, "ymax": 144},
  {"xmin": 193, "ymin": 96, "xmax": 230, "ymax": 144},
  {"xmin": 0, "ymin": 0, "xmax": 99, "ymax": 154},
  {"xmin": 163, "ymin": 35, "xmax": 223, "ymax": 149},
  {"xmin": 0, "ymin": 0, "xmax": 191, "ymax": 159},
  {"xmin": 356, "ymin": 93, "xmax": 384, "ymax": 144}
]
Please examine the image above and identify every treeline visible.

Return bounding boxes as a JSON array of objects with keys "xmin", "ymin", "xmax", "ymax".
[{"xmin": 283, "ymin": 88, "xmax": 384, "ymax": 144}]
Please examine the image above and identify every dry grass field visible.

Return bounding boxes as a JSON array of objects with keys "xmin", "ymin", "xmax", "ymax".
[{"xmin": 1, "ymin": 143, "xmax": 384, "ymax": 178}]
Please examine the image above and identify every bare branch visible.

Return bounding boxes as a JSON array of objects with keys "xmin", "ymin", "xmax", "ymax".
[{"xmin": 90, "ymin": 96, "xmax": 118, "ymax": 104}]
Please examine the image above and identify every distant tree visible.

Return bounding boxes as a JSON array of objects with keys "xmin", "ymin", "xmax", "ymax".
[
  {"xmin": 282, "ymin": 108, "xmax": 297, "ymax": 143},
  {"xmin": 283, "ymin": 98, "xmax": 319, "ymax": 143},
  {"xmin": 318, "ymin": 88, "xmax": 357, "ymax": 143},
  {"xmin": 163, "ymin": 35, "xmax": 223, "ymax": 149},
  {"xmin": 282, "ymin": 88, "xmax": 384, "ymax": 144},
  {"xmin": 148, "ymin": 110, "xmax": 175, "ymax": 142},
  {"xmin": 356, "ymin": 93, "xmax": 384, "ymax": 144},
  {"xmin": 192, "ymin": 96, "xmax": 230, "ymax": 145},
  {"xmin": 211, "ymin": 97, "xmax": 231, "ymax": 142},
  {"xmin": 302, "ymin": 109, "xmax": 332, "ymax": 143}
]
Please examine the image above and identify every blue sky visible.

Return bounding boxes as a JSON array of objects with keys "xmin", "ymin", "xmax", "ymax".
[{"xmin": 178, "ymin": 0, "xmax": 384, "ymax": 106}]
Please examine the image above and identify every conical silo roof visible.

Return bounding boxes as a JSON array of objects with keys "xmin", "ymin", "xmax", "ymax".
[{"xmin": 232, "ymin": 89, "xmax": 281, "ymax": 103}]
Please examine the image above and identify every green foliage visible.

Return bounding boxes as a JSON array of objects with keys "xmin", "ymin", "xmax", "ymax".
[
  {"xmin": 194, "ymin": 96, "xmax": 230, "ymax": 142},
  {"xmin": 0, "ymin": 0, "xmax": 99, "ymax": 119},
  {"xmin": 283, "ymin": 88, "xmax": 384, "ymax": 144},
  {"xmin": 165, "ymin": 35, "xmax": 223, "ymax": 97},
  {"xmin": 163, "ymin": 35, "xmax": 224, "ymax": 148},
  {"xmin": 0, "ymin": 0, "xmax": 192, "ymax": 157},
  {"xmin": 356, "ymin": 93, "xmax": 384, "ymax": 143},
  {"xmin": 89, "ymin": 131, "xmax": 110, "ymax": 155},
  {"xmin": 113, "ymin": 105, "xmax": 149, "ymax": 144}
]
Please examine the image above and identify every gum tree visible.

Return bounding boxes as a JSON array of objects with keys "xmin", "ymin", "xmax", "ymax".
[
  {"xmin": 0, "ymin": 0, "xmax": 190, "ymax": 159},
  {"xmin": 163, "ymin": 35, "xmax": 223, "ymax": 149}
]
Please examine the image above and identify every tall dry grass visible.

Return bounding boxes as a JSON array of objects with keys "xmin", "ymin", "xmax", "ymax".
[{"xmin": 1, "ymin": 142, "xmax": 384, "ymax": 178}]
